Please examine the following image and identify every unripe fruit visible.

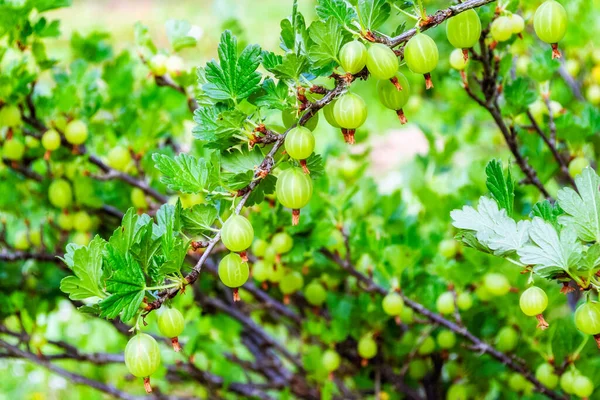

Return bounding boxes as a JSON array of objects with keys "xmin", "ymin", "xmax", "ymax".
[
  {"xmin": 565, "ymin": 59, "xmax": 580, "ymax": 77},
  {"xmin": 418, "ymin": 336, "xmax": 436, "ymax": 355},
  {"xmin": 166, "ymin": 55, "xmax": 184, "ymax": 76},
  {"xmin": 280, "ymin": 270, "xmax": 304, "ymax": 295},
  {"xmin": 267, "ymin": 262, "xmax": 285, "ymax": 283},
  {"xmin": 131, "ymin": 188, "xmax": 148, "ymax": 209},
  {"xmin": 447, "ymin": 383, "xmax": 468, "ymax": 400},
  {"xmin": 560, "ymin": 369, "xmax": 579, "ymax": 394},
  {"xmin": 437, "ymin": 330, "xmax": 456, "ymax": 349},
  {"xmin": 14, "ymin": 230, "xmax": 30, "ymax": 250},
  {"xmin": 272, "ymin": 232, "xmax": 293, "ymax": 254},
  {"xmin": 218, "ymin": 253, "xmax": 249, "ymax": 288},
  {"xmin": 107, "ymin": 146, "xmax": 131, "ymax": 172},
  {"xmin": 536, "ymin": 363, "xmax": 559, "ymax": 389},
  {"xmin": 587, "ymin": 85, "xmax": 600, "ymax": 105},
  {"xmin": 0, "ymin": 105, "xmax": 22, "ymax": 127},
  {"xmin": 276, "ymin": 167, "xmax": 313, "ymax": 225},
  {"xmin": 282, "ymin": 108, "xmax": 319, "ymax": 131},
  {"xmin": 495, "ymin": 326, "xmax": 518, "ymax": 352},
  {"xmin": 404, "ymin": 33, "xmax": 439, "ymax": 89},
  {"xmin": 339, "ymin": 40, "xmax": 368, "ymax": 75},
  {"xmin": 73, "ymin": 211, "xmax": 92, "ymax": 232},
  {"xmin": 436, "ymin": 292, "xmax": 456, "ymax": 315},
  {"xmin": 333, "ymin": 93, "xmax": 368, "ymax": 130},
  {"xmin": 573, "ymin": 375, "xmax": 594, "ymax": 398},
  {"xmin": 72, "ymin": 231, "xmax": 90, "ymax": 246},
  {"xmin": 366, "ymin": 43, "xmax": 399, "ymax": 80},
  {"xmin": 322, "ymin": 349, "xmax": 341, "ymax": 373},
  {"xmin": 64, "ymin": 120, "xmax": 88, "ymax": 145},
  {"xmin": 57, "ymin": 213, "xmax": 74, "ymax": 231},
  {"xmin": 509, "ymin": 373, "xmax": 533, "ymax": 393},
  {"xmin": 252, "ymin": 260, "xmax": 270, "ymax": 282},
  {"xmin": 490, "ymin": 16, "xmax": 513, "ymax": 43},
  {"xmin": 569, "ymin": 157, "xmax": 590, "ymax": 178},
  {"xmin": 3, "ymin": 138, "xmax": 25, "ymax": 161},
  {"xmin": 574, "ymin": 302, "xmax": 600, "ymax": 335},
  {"xmin": 42, "ymin": 129, "xmax": 61, "ymax": 151},
  {"xmin": 323, "ymin": 102, "xmax": 340, "ymax": 128},
  {"xmin": 25, "ymin": 136, "xmax": 39, "ymax": 149},
  {"xmin": 408, "ymin": 359, "xmax": 428, "ymax": 380},
  {"xmin": 150, "ymin": 54, "xmax": 168, "ymax": 76},
  {"xmin": 382, "ymin": 292, "xmax": 404, "ymax": 316},
  {"xmin": 124, "ymin": 333, "xmax": 161, "ymax": 377},
  {"xmin": 456, "ymin": 292, "xmax": 473, "ymax": 311},
  {"xmin": 252, "ymin": 238, "xmax": 268, "ymax": 258},
  {"xmin": 401, "ymin": 306, "xmax": 414, "ymax": 324},
  {"xmin": 157, "ymin": 307, "xmax": 185, "ymax": 351},
  {"xmin": 450, "ymin": 49, "xmax": 469, "ymax": 70},
  {"xmin": 534, "ymin": 1, "xmax": 567, "ymax": 44},
  {"xmin": 508, "ymin": 14, "xmax": 525, "ymax": 34},
  {"xmin": 48, "ymin": 179, "xmax": 73, "ymax": 209},
  {"xmin": 483, "ymin": 273, "xmax": 510, "ymax": 296},
  {"xmin": 284, "ymin": 126, "xmax": 315, "ymax": 160},
  {"xmin": 305, "ymin": 281, "xmax": 327, "ymax": 306},
  {"xmin": 29, "ymin": 230, "xmax": 42, "ymax": 247},
  {"xmin": 519, "ymin": 286, "xmax": 548, "ymax": 316},
  {"xmin": 358, "ymin": 335, "xmax": 377, "ymax": 359},
  {"xmin": 446, "ymin": 9, "xmax": 482, "ymax": 50},
  {"xmin": 377, "ymin": 73, "xmax": 410, "ymax": 124},
  {"xmin": 221, "ymin": 215, "xmax": 254, "ymax": 252}
]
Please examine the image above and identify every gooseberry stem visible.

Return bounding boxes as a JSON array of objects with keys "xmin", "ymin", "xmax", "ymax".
[{"xmin": 145, "ymin": 282, "xmax": 180, "ymax": 291}]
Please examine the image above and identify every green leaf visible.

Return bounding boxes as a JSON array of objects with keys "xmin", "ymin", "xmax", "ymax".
[
  {"xmin": 99, "ymin": 246, "xmax": 145, "ymax": 322},
  {"xmin": 246, "ymin": 175, "xmax": 277, "ymax": 207},
  {"xmin": 308, "ymin": 18, "xmax": 351, "ymax": 68},
  {"xmin": 204, "ymin": 30, "xmax": 262, "ymax": 101},
  {"xmin": 108, "ymin": 208, "xmax": 141, "ymax": 255},
  {"xmin": 316, "ymin": 0, "xmax": 357, "ymax": 27},
  {"xmin": 357, "ymin": 0, "xmax": 391, "ymax": 31},
  {"xmin": 253, "ymin": 78, "xmax": 290, "ymax": 110},
  {"xmin": 221, "ymin": 146, "xmax": 265, "ymax": 174},
  {"xmin": 260, "ymin": 51, "xmax": 283, "ymax": 72},
  {"xmin": 305, "ymin": 153, "xmax": 325, "ymax": 179},
  {"xmin": 280, "ymin": 1, "xmax": 309, "ymax": 54},
  {"xmin": 130, "ymin": 222, "xmax": 161, "ymax": 274},
  {"xmin": 485, "ymin": 159, "xmax": 514, "ymax": 216},
  {"xmin": 59, "ymin": 236, "xmax": 107, "ymax": 300},
  {"xmin": 165, "ymin": 19, "xmax": 197, "ymax": 52},
  {"xmin": 557, "ymin": 167, "xmax": 600, "ymax": 243},
  {"xmin": 273, "ymin": 53, "xmax": 309, "ymax": 81},
  {"xmin": 32, "ymin": 0, "xmax": 72, "ymax": 12},
  {"xmin": 578, "ymin": 243, "xmax": 600, "ymax": 274},
  {"xmin": 518, "ymin": 218, "xmax": 582, "ymax": 278},
  {"xmin": 503, "ymin": 77, "xmax": 536, "ymax": 116},
  {"xmin": 182, "ymin": 204, "xmax": 219, "ymax": 235},
  {"xmin": 153, "ymin": 153, "xmax": 209, "ymax": 193},
  {"xmin": 159, "ymin": 237, "xmax": 189, "ymax": 276},
  {"xmin": 192, "ymin": 105, "xmax": 247, "ymax": 150},
  {"xmin": 550, "ymin": 317, "xmax": 580, "ymax": 365},
  {"xmin": 531, "ymin": 200, "xmax": 563, "ymax": 229},
  {"xmin": 451, "ymin": 196, "xmax": 529, "ymax": 257}
]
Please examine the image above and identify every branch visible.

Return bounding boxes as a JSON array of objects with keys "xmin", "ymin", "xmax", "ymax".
[{"xmin": 0, "ymin": 249, "xmax": 59, "ymax": 262}]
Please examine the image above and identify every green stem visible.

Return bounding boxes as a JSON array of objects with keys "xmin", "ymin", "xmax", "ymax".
[
  {"xmin": 571, "ymin": 335, "xmax": 590, "ymax": 361},
  {"xmin": 505, "ymin": 257, "xmax": 526, "ymax": 267},
  {"xmin": 393, "ymin": 4, "xmax": 419, "ymax": 21},
  {"xmin": 145, "ymin": 283, "xmax": 180, "ymax": 291}
]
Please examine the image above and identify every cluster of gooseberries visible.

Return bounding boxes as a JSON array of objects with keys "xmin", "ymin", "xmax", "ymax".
[{"xmin": 124, "ymin": 307, "xmax": 185, "ymax": 393}]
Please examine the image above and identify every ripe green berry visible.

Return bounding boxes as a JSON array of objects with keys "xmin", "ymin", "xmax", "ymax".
[
  {"xmin": 535, "ymin": 363, "xmax": 559, "ymax": 390},
  {"xmin": 124, "ymin": 333, "xmax": 160, "ymax": 393},
  {"xmin": 560, "ymin": 369, "xmax": 579, "ymax": 394},
  {"xmin": 29, "ymin": 230, "xmax": 42, "ymax": 247},
  {"xmin": 339, "ymin": 40, "xmax": 368, "ymax": 75},
  {"xmin": 534, "ymin": 0, "xmax": 567, "ymax": 58},
  {"xmin": 417, "ymin": 336, "xmax": 436, "ymax": 355},
  {"xmin": 446, "ymin": 9, "xmax": 482, "ymax": 50},
  {"xmin": 221, "ymin": 215, "xmax": 254, "ymax": 252},
  {"xmin": 509, "ymin": 373, "xmax": 533, "ymax": 393},
  {"xmin": 42, "ymin": 129, "xmax": 61, "ymax": 151},
  {"xmin": 508, "ymin": 14, "xmax": 525, "ymax": 34},
  {"xmin": 280, "ymin": 271, "xmax": 304, "ymax": 295},
  {"xmin": 447, "ymin": 383, "xmax": 468, "ymax": 400},
  {"xmin": 252, "ymin": 238, "xmax": 268, "ymax": 258},
  {"xmin": 450, "ymin": 48, "xmax": 469, "ymax": 70},
  {"xmin": 131, "ymin": 188, "xmax": 148, "ymax": 209},
  {"xmin": 366, "ymin": 43, "xmax": 398, "ymax": 80},
  {"xmin": 456, "ymin": 292, "xmax": 473, "ymax": 311},
  {"xmin": 57, "ymin": 212, "xmax": 73, "ymax": 231},
  {"xmin": 285, "ymin": 126, "xmax": 315, "ymax": 160},
  {"xmin": 408, "ymin": 359, "xmax": 428, "ymax": 380},
  {"xmin": 333, "ymin": 92, "xmax": 368, "ymax": 144},
  {"xmin": 401, "ymin": 307, "xmax": 415, "ymax": 324},
  {"xmin": 0, "ymin": 105, "xmax": 22, "ymax": 127},
  {"xmin": 322, "ymin": 349, "xmax": 341, "ymax": 373},
  {"xmin": 382, "ymin": 292, "xmax": 404, "ymax": 316},
  {"xmin": 519, "ymin": 286, "xmax": 548, "ymax": 316},
  {"xmin": 64, "ymin": 120, "xmax": 88, "ymax": 145},
  {"xmin": 150, "ymin": 54, "xmax": 168, "ymax": 76},
  {"xmin": 436, "ymin": 292, "xmax": 456, "ymax": 315},
  {"xmin": 404, "ymin": 33, "xmax": 439, "ymax": 89},
  {"xmin": 323, "ymin": 102, "xmax": 341, "ymax": 128},
  {"xmin": 574, "ymin": 302, "xmax": 600, "ymax": 335},
  {"xmin": 73, "ymin": 211, "xmax": 92, "ymax": 232},
  {"xmin": 437, "ymin": 330, "xmax": 457, "ymax": 349},
  {"xmin": 495, "ymin": 326, "xmax": 518, "ymax": 352},
  {"xmin": 573, "ymin": 375, "xmax": 594, "ymax": 398},
  {"xmin": 218, "ymin": 253, "xmax": 249, "ymax": 288},
  {"xmin": 490, "ymin": 16, "xmax": 513, "ymax": 43},
  {"xmin": 358, "ymin": 335, "xmax": 377, "ymax": 360},
  {"xmin": 276, "ymin": 167, "xmax": 313, "ymax": 224},
  {"xmin": 14, "ymin": 230, "xmax": 30, "ymax": 251},
  {"xmin": 72, "ymin": 231, "xmax": 90, "ymax": 246},
  {"xmin": 267, "ymin": 262, "xmax": 285, "ymax": 283},
  {"xmin": 282, "ymin": 108, "xmax": 319, "ymax": 131},
  {"xmin": 483, "ymin": 273, "xmax": 510, "ymax": 296},
  {"xmin": 157, "ymin": 308, "xmax": 185, "ymax": 351},
  {"xmin": 377, "ymin": 73, "xmax": 410, "ymax": 124},
  {"xmin": 272, "ymin": 232, "xmax": 294, "ymax": 254},
  {"xmin": 569, "ymin": 157, "xmax": 589, "ymax": 178},
  {"xmin": 48, "ymin": 179, "xmax": 73, "ymax": 209},
  {"xmin": 3, "ymin": 138, "xmax": 25, "ymax": 161},
  {"xmin": 107, "ymin": 146, "xmax": 131, "ymax": 172},
  {"xmin": 252, "ymin": 260, "xmax": 270, "ymax": 282},
  {"xmin": 305, "ymin": 281, "xmax": 327, "ymax": 306}
]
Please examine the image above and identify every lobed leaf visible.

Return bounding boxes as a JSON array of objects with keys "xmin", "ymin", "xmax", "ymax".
[{"xmin": 557, "ymin": 167, "xmax": 600, "ymax": 242}]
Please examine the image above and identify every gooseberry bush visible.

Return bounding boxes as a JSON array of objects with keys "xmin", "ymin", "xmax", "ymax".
[{"xmin": 1, "ymin": 0, "xmax": 600, "ymax": 399}]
